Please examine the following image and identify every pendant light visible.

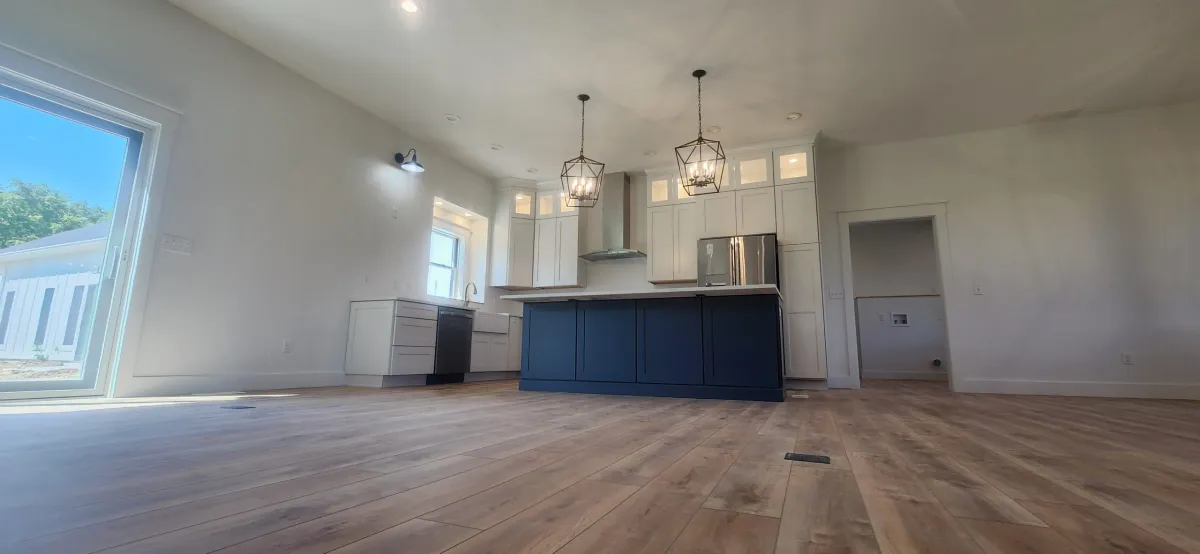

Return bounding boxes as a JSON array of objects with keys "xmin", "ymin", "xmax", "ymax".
[
  {"xmin": 560, "ymin": 94, "xmax": 604, "ymax": 208},
  {"xmin": 675, "ymin": 69, "xmax": 724, "ymax": 196}
]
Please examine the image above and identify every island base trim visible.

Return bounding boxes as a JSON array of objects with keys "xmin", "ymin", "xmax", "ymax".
[{"xmin": 519, "ymin": 379, "xmax": 784, "ymax": 402}]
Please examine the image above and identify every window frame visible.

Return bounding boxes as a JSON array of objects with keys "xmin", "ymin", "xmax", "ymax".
[{"xmin": 427, "ymin": 226, "xmax": 465, "ymax": 300}]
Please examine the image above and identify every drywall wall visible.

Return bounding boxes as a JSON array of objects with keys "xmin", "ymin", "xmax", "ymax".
[
  {"xmin": 849, "ymin": 219, "xmax": 940, "ymax": 297},
  {"xmin": 819, "ymin": 100, "xmax": 1200, "ymax": 398},
  {"xmin": 0, "ymin": 0, "xmax": 497, "ymax": 396},
  {"xmin": 856, "ymin": 296, "xmax": 947, "ymax": 381}
]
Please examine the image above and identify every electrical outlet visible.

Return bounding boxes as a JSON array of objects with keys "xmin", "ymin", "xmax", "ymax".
[
  {"xmin": 282, "ymin": 339, "xmax": 293, "ymax": 354},
  {"xmin": 878, "ymin": 313, "xmax": 886, "ymax": 322},
  {"xmin": 973, "ymin": 282, "xmax": 984, "ymax": 295},
  {"xmin": 829, "ymin": 289, "xmax": 845, "ymax": 299},
  {"xmin": 161, "ymin": 234, "xmax": 193, "ymax": 255},
  {"xmin": 1121, "ymin": 352, "xmax": 1133, "ymax": 365}
]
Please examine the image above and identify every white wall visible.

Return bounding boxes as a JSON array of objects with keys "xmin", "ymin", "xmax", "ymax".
[
  {"xmin": 849, "ymin": 219, "xmax": 940, "ymax": 297},
  {"xmin": 1, "ymin": 0, "xmax": 497, "ymax": 396},
  {"xmin": 819, "ymin": 100, "xmax": 1200, "ymax": 398},
  {"xmin": 857, "ymin": 296, "xmax": 947, "ymax": 381}
]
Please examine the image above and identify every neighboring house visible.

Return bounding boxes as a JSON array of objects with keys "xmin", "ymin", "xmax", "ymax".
[{"xmin": 0, "ymin": 223, "xmax": 108, "ymax": 362}]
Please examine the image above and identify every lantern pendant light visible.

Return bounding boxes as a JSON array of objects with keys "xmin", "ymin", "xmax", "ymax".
[
  {"xmin": 560, "ymin": 94, "xmax": 604, "ymax": 208},
  {"xmin": 675, "ymin": 69, "xmax": 725, "ymax": 196}
]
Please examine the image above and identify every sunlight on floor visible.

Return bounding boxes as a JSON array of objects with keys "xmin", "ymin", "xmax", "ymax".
[{"xmin": 0, "ymin": 393, "xmax": 298, "ymax": 415}]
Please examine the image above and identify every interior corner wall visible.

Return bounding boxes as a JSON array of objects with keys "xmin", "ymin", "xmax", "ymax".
[
  {"xmin": 818, "ymin": 100, "xmax": 1200, "ymax": 399},
  {"xmin": 1, "ymin": 0, "xmax": 496, "ymax": 396}
]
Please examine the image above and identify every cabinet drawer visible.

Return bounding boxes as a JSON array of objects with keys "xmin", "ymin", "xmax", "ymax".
[
  {"xmin": 390, "ymin": 346, "xmax": 435, "ymax": 375},
  {"xmin": 393, "ymin": 316, "xmax": 437, "ymax": 346},
  {"xmin": 473, "ymin": 312, "xmax": 509, "ymax": 334},
  {"xmin": 394, "ymin": 300, "xmax": 438, "ymax": 320}
]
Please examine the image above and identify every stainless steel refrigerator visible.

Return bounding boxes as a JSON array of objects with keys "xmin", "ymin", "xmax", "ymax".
[{"xmin": 697, "ymin": 233, "xmax": 779, "ymax": 287}]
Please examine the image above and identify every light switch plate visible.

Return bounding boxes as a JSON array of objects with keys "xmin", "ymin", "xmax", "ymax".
[
  {"xmin": 973, "ymin": 282, "xmax": 984, "ymax": 295},
  {"xmin": 161, "ymin": 234, "xmax": 193, "ymax": 255},
  {"xmin": 829, "ymin": 289, "xmax": 845, "ymax": 299}
]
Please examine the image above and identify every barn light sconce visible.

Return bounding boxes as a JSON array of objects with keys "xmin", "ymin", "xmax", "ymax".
[{"xmin": 395, "ymin": 149, "xmax": 425, "ymax": 173}]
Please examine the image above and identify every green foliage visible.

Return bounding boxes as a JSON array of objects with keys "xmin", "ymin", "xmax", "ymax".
[{"xmin": 0, "ymin": 179, "xmax": 110, "ymax": 248}]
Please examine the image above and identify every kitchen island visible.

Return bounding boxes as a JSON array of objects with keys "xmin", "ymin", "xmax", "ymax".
[{"xmin": 501, "ymin": 285, "xmax": 784, "ymax": 401}]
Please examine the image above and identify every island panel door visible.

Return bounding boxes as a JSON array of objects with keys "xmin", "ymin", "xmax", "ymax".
[
  {"xmin": 637, "ymin": 297, "xmax": 704, "ymax": 385},
  {"xmin": 576, "ymin": 300, "xmax": 637, "ymax": 382},
  {"xmin": 703, "ymin": 295, "xmax": 782, "ymax": 388},
  {"xmin": 521, "ymin": 301, "xmax": 578, "ymax": 380}
]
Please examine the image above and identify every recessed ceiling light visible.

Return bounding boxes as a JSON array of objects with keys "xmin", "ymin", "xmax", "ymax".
[
  {"xmin": 789, "ymin": 158, "xmax": 798, "ymax": 164},
  {"xmin": 399, "ymin": 0, "xmax": 419, "ymax": 13},
  {"xmin": 643, "ymin": 150, "xmax": 657, "ymax": 157},
  {"xmin": 786, "ymin": 112, "xmax": 802, "ymax": 121},
  {"xmin": 706, "ymin": 126, "xmax": 721, "ymax": 134},
  {"xmin": 526, "ymin": 167, "xmax": 538, "ymax": 173},
  {"xmin": 444, "ymin": 114, "xmax": 460, "ymax": 122},
  {"xmin": 490, "ymin": 144, "xmax": 504, "ymax": 151}
]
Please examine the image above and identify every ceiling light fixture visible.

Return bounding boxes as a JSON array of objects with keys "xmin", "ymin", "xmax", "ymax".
[
  {"xmin": 395, "ymin": 149, "xmax": 425, "ymax": 172},
  {"xmin": 526, "ymin": 168, "xmax": 538, "ymax": 174},
  {"xmin": 399, "ymin": 0, "xmax": 419, "ymax": 13},
  {"xmin": 444, "ymin": 114, "xmax": 460, "ymax": 122},
  {"xmin": 434, "ymin": 200, "xmax": 444, "ymax": 206},
  {"xmin": 490, "ymin": 144, "xmax": 504, "ymax": 151},
  {"xmin": 560, "ymin": 94, "xmax": 604, "ymax": 208},
  {"xmin": 707, "ymin": 126, "xmax": 722, "ymax": 134},
  {"xmin": 675, "ymin": 69, "xmax": 724, "ymax": 196},
  {"xmin": 644, "ymin": 150, "xmax": 657, "ymax": 157},
  {"xmin": 786, "ymin": 112, "xmax": 802, "ymax": 121}
]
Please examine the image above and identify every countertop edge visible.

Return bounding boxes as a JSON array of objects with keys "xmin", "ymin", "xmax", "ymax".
[{"xmin": 500, "ymin": 284, "xmax": 781, "ymax": 303}]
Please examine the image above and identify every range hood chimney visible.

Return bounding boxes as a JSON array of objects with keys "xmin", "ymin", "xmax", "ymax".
[{"xmin": 579, "ymin": 172, "xmax": 646, "ymax": 262}]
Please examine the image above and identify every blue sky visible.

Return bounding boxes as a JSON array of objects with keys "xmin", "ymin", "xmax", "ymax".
[{"xmin": 0, "ymin": 97, "xmax": 128, "ymax": 208}]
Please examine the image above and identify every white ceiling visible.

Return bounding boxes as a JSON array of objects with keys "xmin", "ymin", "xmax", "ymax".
[{"xmin": 169, "ymin": 0, "xmax": 1200, "ymax": 180}]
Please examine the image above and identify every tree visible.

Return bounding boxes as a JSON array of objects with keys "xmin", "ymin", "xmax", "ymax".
[{"xmin": 0, "ymin": 179, "xmax": 110, "ymax": 248}]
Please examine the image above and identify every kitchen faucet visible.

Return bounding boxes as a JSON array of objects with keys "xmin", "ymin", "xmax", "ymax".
[{"xmin": 463, "ymin": 282, "xmax": 478, "ymax": 307}]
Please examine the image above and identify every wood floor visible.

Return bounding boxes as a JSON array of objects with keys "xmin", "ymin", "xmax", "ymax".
[{"xmin": 1, "ymin": 380, "xmax": 1197, "ymax": 554}]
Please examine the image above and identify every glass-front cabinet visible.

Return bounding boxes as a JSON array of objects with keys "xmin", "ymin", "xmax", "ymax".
[
  {"xmin": 775, "ymin": 145, "xmax": 814, "ymax": 184},
  {"xmin": 511, "ymin": 190, "xmax": 534, "ymax": 219},
  {"xmin": 730, "ymin": 149, "xmax": 773, "ymax": 190}
]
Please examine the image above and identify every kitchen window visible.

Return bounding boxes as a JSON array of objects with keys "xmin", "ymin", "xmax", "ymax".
[{"xmin": 426, "ymin": 228, "xmax": 462, "ymax": 299}]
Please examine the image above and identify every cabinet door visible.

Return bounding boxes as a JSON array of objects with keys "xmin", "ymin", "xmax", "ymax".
[
  {"xmin": 558, "ymin": 192, "xmax": 578, "ymax": 216},
  {"xmin": 673, "ymin": 203, "xmax": 699, "ymax": 281},
  {"xmin": 699, "ymin": 191, "xmax": 736, "ymax": 239},
  {"xmin": 780, "ymin": 245, "xmax": 821, "ymax": 313},
  {"xmin": 735, "ymin": 188, "xmax": 778, "ymax": 235},
  {"xmin": 522, "ymin": 302, "xmax": 577, "ymax": 380},
  {"xmin": 533, "ymin": 218, "xmax": 557, "ymax": 287},
  {"xmin": 774, "ymin": 183, "xmax": 818, "ymax": 245},
  {"xmin": 345, "ymin": 301, "xmax": 393, "ymax": 376},
  {"xmin": 490, "ymin": 334, "xmax": 510, "ymax": 372},
  {"xmin": 511, "ymin": 189, "xmax": 535, "ymax": 219},
  {"xmin": 535, "ymin": 190, "xmax": 558, "ymax": 218},
  {"xmin": 731, "ymin": 149, "xmax": 773, "ymax": 189},
  {"xmin": 470, "ymin": 332, "xmax": 489, "ymax": 372},
  {"xmin": 637, "ymin": 298, "xmax": 704, "ymax": 385},
  {"xmin": 785, "ymin": 312, "xmax": 825, "ymax": 378},
  {"xmin": 703, "ymin": 295, "xmax": 781, "ymax": 388},
  {"xmin": 555, "ymin": 216, "xmax": 580, "ymax": 286},
  {"xmin": 507, "ymin": 317, "xmax": 523, "ymax": 370},
  {"xmin": 775, "ymin": 145, "xmax": 814, "ymax": 185},
  {"xmin": 508, "ymin": 218, "xmax": 535, "ymax": 287},
  {"xmin": 648, "ymin": 173, "xmax": 673, "ymax": 206},
  {"xmin": 576, "ymin": 300, "xmax": 637, "ymax": 382},
  {"xmin": 646, "ymin": 205, "xmax": 676, "ymax": 282}
]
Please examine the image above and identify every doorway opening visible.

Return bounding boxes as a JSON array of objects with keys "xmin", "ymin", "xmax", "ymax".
[
  {"xmin": 0, "ymin": 82, "xmax": 144, "ymax": 399},
  {"xmin": 847, "ymin": 218, "xmax": 949, "ymax": 388}
]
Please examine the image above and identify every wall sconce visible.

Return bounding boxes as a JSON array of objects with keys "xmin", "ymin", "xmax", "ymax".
[{"xmin": 395, "ymin": 149, "xmax": 425, "ymax": 172}]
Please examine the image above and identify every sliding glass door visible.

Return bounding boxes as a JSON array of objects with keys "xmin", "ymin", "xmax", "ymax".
[{"xmin": 0, "ymin": 82, "xmax": 144, "ymax": 397}]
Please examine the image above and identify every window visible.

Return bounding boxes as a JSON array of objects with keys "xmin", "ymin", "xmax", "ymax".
[
  {"xmin": 63, "ymin": 286, "xmax": 86, "ymax": 346},
  {"xmin": 427, "ymin": 229, "xmax": 461, "ymax": 299},
  {"xmin": 34, "ymin": 288, "xmax": 55, "ymax": 346},
  {"xmin": 0, "ymin": 291, "xmax": 14, "ymax": 345}
]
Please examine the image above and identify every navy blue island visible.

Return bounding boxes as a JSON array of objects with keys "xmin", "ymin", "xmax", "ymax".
[{"xmin": 501, "ymin": 285, "xmax": 785, "ymax": 402}]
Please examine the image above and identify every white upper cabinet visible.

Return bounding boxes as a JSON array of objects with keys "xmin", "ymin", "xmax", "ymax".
[
  {"xmin": 774, "ymin": 183, "xmax": 818, "ymax": 245},
  {"xmin": 699, "ymin": 191, "xmax": 736, "ymax": 239},
  {"xmin": 558, "ymin": 192, "xmax": 578, "ymax": 216},
  {"xmin": 775, "ymin": 145, "xmax": 814, "ymax": 184},
  {"xmin": 730, "ymin": 149, "xmax": 774, "ymax": 190},
  {"xmin": 536, "ymin": 190, "xmax": 558, "ymax": 218},
  {"xmin": 647, "ymin": 170, "xmax": 695, "ymax": 206},
  {"xmin": 780, "ymin": 244, "xmax": 821, "ymax": 313},
  {"xmin": 533, "ymin": 217, "xmax": 557, "ymax": 287},
  {"xmin": 554, "ymin": 215, "xmax": 582, "ymax": 287},
  {"xmin": 735, "ymin": 187, "xmax": 777, "ymax": 236},
  {"xmin": 673, "ymin": 202, "xmax": 699, "ymax": 281},
  {"xmin": 491, "ymin": 187, "xmax": 536, "ymax": 289}
]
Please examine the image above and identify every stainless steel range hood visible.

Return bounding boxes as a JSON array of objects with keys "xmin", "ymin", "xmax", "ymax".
[{"xmin": 579, "ymin": 172, "xmax": 646, "ymax": 262}]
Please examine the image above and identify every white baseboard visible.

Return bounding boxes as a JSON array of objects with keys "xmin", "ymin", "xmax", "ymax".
[
  {"xmin": 115, "ymin": 372, "xmax": 345, "ymax": 397},
  {"xmin": 862, "ymin": 370, "xmax": 948, "ymax": 382},
  {"xmin": 956, "ymin": 379, "xmax": 1200, "ymax": 400},
  {"xmin": 465, "ymin": 371, "xmax": 519, "ymax": 382},
  {"xmin": 827, "ymin": 375, "xmax": 857, "ymax": 389}
]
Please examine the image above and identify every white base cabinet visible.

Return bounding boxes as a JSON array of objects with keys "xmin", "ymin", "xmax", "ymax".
[
  {"xmin": 471, "ymin": 331, "xmax": 510, "ymax": 372},
  {"xmin": 346, "ymin": 300, "xmax": 438, "ymax": 377},
  {"xmin": 780, "ymin": 244, "xmax": 826, "ymax": 379}
]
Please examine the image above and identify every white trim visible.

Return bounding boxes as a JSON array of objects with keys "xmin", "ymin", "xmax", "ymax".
[
  {"xmin": 836, "ymin": 203, "xmax": 959, "ymax": 391},
  {"xmin": 958, "ymin": 379, "xmax": 1200, "ymax": 400},
  {"xmin": 861, "ymin": 370, "xmax": 948, "ymax": 381},
  {"xmin": 115, "ymin": 372, "xmax": 346, "ymax": 398},
  {"xmin": 0, "ymin": 43, "xmax": 180, "ymax": 399}
]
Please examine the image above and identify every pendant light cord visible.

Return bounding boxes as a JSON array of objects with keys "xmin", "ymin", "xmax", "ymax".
[
  {"xmin": 697, "ymin": 74, "xmax": 703, "ymax": 138},
  {"xmin": 579, "ymin": 98, "xmax": 586, "ymax": 157}
]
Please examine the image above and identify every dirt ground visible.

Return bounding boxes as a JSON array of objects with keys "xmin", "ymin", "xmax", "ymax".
[{"xmin": 0, "ymin": 359, "xmax": 82, "ymax": 381}]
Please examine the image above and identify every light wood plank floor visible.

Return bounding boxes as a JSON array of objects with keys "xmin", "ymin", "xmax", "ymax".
[{"xmin": 1, "ymin": 380, "xmax": 1197, "ymax": 553}]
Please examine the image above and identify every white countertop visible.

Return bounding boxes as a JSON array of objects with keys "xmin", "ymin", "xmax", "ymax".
[
  {"xmin": 350, "ymin": 296, "xmax": 514, "ymax": 313},
  {"xmin": 500, "ymin": 284, "xmax": 780, "ymax": 303}
]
